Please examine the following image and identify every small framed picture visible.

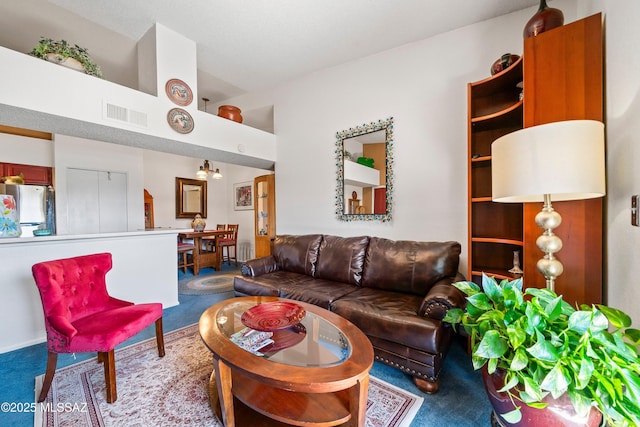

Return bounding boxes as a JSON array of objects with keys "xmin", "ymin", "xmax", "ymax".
[{"xmin": 233, "ymin": 182, "xmax": 254, "ymax": 210}]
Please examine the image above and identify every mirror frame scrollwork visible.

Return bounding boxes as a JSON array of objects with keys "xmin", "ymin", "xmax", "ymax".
[
  {"xmin": 175, "ymin": 177, "xmax": 207, "ymax": 219},
  {"xmin": 335, "ymin": 117, "xmax": 394, "ymax": 222}
]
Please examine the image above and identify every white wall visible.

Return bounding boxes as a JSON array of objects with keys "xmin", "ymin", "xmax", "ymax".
[
  {"xmin": 271, "ymin": 2, "xmax": 578, "ymax": 278},
  {"xmin": 267, "ymin": 0, "xmax": 640, "ymax": 325},
  {"xmin": 53, "ymin": 134, "xmax": 145, "ymax": 234},
  {"xmin": 598, "ymin": 0, "xmax": 640, "ymax": 324},
  {"xmin": 142, "ymin": 150, "xmax": 270, "ymax": 260},
  {"xmin": 0, "ymin": 132, "xmax": 53, "ymax": 165}
]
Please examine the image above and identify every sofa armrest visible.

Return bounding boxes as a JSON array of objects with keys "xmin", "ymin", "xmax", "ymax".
[
  {"xmin": 418, "ymin": 273, "xmax": 466, "ymax": 319},
  {"xmin": 241, "ymin": 256, "xmax": 279, "ymax": 277}
]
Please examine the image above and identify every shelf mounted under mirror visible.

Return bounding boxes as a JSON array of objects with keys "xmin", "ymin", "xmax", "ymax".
[{"xmin": 335, "ymin": 117, "xmax": 394, "ymax": 222}]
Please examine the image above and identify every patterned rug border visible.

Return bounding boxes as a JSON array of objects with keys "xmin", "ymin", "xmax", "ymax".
[{"xmin": 34, "ymin": 323, "xmax": 423, "ymax": 427}]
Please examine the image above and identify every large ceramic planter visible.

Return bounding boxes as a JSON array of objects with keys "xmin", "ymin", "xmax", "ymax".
[
  {"xmin": 482, "ymin": 368, "xmax": 602, "ymax": 427},
  {"xmin": 45, "ymin": 53, "xmax": 86, "ymax": 72}
]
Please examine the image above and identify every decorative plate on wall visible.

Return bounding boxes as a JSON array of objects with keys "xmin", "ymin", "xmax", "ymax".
[
  {"xmin": 165, "ymin": 78, "xmax": 193, "ymax": 106},
  {"xmin": 167, "ymin": 108, "xmax": 194, "ymax": 134}
]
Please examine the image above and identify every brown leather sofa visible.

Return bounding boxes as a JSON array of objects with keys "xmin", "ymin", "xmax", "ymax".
[{"xmin": 234, "ymin": 234, "xmax": 466, "ymax": 393}]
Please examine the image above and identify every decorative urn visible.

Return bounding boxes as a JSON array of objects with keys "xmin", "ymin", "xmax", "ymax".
[
  {"xmin": 217, "ymin": 105, "xmax": 243, "ymax": 123},
  {"xmin": 523, "ymin": 0, "xmax": 564, "ymax": 38},
  {"xmin": 191, "ymin": 214, "xmax": 206, "ymax": 232}
]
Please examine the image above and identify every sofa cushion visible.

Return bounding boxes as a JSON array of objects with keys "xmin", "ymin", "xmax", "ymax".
[
  {"xmin": 234, "ymin": 271, "xmax": 314, "ymax": 297},
  {"xmin": 279, "ymin": 278, "xmax": 359, "ymax": 310},
  {"xmin": 330, "ymin": 287, "xmax": 444, "ymax": 354},
  {"xmin": 361, "ymin": 238, "xmax": 461, "ymax": 296},
  {"xmin": 272, "ymin": 234, "xmax": 323, "ymax": 276},
  {"xmin": 315, "ymin": 235, "xmax": 369, "ymax": 286}
]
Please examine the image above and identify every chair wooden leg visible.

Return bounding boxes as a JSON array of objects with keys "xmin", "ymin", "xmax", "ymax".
[
  {"xmin": 221, "ymin": 245, "xmax": 228, "ymax": 265},
  {"xmin": 38, "ymin": 351, "xmax": 58, "ymax": 402},
  {"xmin": 101, "ymin": 350, "xmax": 117, "ymax": 403},
  {"xmin": 155, "ymin": 318, "xmax": 165, "ymax": 357},
  {"xmin": 182, "ymin": 252, "xmax": 188, "ymax": 274}
]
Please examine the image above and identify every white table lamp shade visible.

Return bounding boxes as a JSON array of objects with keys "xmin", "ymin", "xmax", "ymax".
[{"xmin": 492, "ymin": 120, "xmax": 606, "ymax": 203}]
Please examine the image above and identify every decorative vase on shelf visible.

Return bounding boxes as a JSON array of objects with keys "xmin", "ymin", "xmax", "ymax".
[
  {"xmin": 217, "ymin": 105, "xmax": 243, "ymax": 123},
  {"xmin": 508, "ymin": 250, "xmax": 524, "ymax": 275},
  {"xmin": 490, "ymin": 53, "xmax": 520, "ymax": 75},
  {"xmin": 523, "ymin": 0, "xmax": 564, "ymax": 38},
  {"xmin": 1, "ymin": 194, "xmax": 22, "ymax": 238},
  {"xmin": 191, "ymin": 214, "xmax": 206, "ymax": 232}
]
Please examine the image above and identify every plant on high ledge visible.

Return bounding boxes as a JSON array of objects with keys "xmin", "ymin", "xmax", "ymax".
[
  {"xmin": 443, "ymin": 273, "xmax": 640, "ymax": 427},
  {"xmin": 28, "ymin": 37, "xmax": 103, "ymax": 78}
]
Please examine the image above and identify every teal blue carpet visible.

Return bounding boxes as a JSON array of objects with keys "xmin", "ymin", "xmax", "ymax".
[{"xmin": 0, "ymin": 266, "xmax": 492, "ymax": 426}]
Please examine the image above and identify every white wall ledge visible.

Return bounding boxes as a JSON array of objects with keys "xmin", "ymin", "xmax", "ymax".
[{"xmin": 0, "ymin": 46, "xmax": 276, "ymax": 170}]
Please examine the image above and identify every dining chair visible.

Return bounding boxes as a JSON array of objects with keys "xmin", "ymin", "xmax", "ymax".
[
  {"xmin": 178, "ymin": 235, "xmax": 195, "ymax": 273},
  {"xmin": 32, "ymin": 252, "xmax": 165, "ymax": 404},
  {"xmin": 203, "ymin": 224, "xmax": 227, "ymax": 252},
  {"xmin": 220, "ymin": 224, "xmax": 239, "ymax": 266}
]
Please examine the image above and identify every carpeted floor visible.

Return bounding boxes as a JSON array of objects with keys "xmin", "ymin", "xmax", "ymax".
[
  {"xmin": 0, "ymin": 266, "xmax": 493, "ymax": 427},
  {"xmin": 34, "ymin": 324, "xmax": 423, "ymax": 427}
]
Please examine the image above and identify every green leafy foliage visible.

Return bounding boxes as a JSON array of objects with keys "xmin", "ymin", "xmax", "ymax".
[
  {"xmin": 442, "ymin": 273, "xmax": 640, "ymax": 426},
  {"xmin": 28, "ymin": 37, "xmax": 103, "ymax": 78}
]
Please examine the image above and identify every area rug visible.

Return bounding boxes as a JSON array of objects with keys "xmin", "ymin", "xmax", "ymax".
[
  {"xmin": 178, "ymin": 272, "xmax": 239, "ymax": 295},
  {"xmin": 34, "ymin": 324, "xmax": 423, "ymax": 427}
]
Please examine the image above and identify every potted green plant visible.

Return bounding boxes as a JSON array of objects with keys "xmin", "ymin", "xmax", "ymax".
[
  {"xmin": 28, "ymin": 37, "xmax": 103, "ymax": 78},
  {"xmin": 443, "ymin": 274, "xmax": 640, "ymax": 427}
]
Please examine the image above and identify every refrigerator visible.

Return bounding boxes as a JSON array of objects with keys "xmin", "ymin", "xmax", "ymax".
[{"xmin": 0, "ymin": 184, "xmax": 55, "ymax": 237}]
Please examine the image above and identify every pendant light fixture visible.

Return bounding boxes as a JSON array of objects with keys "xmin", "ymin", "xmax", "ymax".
[{"xmin": 196, "ymin": 159, "xmax": 223, "ymax": 180}]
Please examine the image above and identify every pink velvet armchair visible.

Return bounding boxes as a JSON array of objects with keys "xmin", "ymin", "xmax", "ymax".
[{"xmin": 32, "ymin": 252, "xmax": 165, "ymax": 403}]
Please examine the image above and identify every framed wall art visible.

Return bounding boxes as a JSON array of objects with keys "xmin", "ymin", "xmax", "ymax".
[{"xmin": 233, "ymin": 181, "xmax": 253, "ymax": 210}]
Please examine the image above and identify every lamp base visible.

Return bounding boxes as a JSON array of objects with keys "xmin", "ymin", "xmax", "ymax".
[{"xmin": 535, "ymin": 194, "xmax": 564, "ymax": 291}]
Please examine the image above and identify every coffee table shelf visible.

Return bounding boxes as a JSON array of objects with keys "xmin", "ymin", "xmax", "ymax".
[{"xmin": 224, "ymin": 369, "xmax": 351, "ymax": 426}]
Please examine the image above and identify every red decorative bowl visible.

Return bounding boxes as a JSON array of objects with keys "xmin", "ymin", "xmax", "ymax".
[{"xmin": 241, "ymin": 301, "xmax": 306, "ymax": 332}]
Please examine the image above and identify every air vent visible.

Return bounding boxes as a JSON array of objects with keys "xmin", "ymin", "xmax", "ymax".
[{"xmin": 103, "ymin": 102, "xmax": 148, "ymax": 128}]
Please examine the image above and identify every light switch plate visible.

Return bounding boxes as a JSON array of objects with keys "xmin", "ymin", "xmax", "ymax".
[{"xmin": 632, "ymin": 195, "xmax": 639, "ymax": 226}]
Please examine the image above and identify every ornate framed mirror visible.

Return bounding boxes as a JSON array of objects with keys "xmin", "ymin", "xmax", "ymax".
[
  {"xmin": 336, "ymin": 117, "xmax": 394, "ymax": 222},
  {"xmin": 175, "ymin": 177, "xmax": 207, "ymax": 218}
]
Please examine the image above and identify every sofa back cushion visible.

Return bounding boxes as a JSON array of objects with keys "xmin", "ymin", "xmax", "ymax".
[
  {"xmin": 361, "ymin": 238, "xmax": 461, "ymax": 296},
  {"xmin": 273, "ymin": 234, "xmax": 323, "ymax": 276},
  {"xmin": 315, "ymin": 235, "xmax": 369, "ymax": 286}
]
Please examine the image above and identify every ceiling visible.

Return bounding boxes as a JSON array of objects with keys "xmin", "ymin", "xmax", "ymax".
[{"xmin": 0, "ymin": 0, "xmax": 539, "ymax": 113}]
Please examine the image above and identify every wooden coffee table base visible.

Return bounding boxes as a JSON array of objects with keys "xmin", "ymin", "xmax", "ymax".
[
  {"xmin": 199, "ymin": 297, "xmax": 373, "ymax": 427},
  {"xmin": 208, "ymin": 358, "xmax": 369, "ymax": 427}
]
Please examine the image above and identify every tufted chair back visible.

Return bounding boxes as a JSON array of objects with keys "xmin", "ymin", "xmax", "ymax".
[{"xmin": 32, "ymin": 252, "xmax": 131, "ymax": 352}]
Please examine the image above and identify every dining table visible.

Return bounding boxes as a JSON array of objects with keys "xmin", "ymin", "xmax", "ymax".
[{"xmin": 178, "ymin": 229, "xmax": 229, "ymax": 275}]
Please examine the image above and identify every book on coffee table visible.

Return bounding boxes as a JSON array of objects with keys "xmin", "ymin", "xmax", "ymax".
[{"xmin": 230, "ymin": 327, "xmax": 274, "ymax": 355}]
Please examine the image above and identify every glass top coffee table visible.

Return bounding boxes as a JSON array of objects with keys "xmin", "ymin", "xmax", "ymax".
[{"xmin": 199, "ymin": 296, "xmax": 374, "ymax": 427}]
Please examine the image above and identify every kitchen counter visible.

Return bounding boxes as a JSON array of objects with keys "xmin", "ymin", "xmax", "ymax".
[
  {"xmin": 0, "ymin": 228, "xmax": 188, "ymax": 244},
  {"xmin": 0, "ymin": 228, "xmax": 185, "ymax": 353}
]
